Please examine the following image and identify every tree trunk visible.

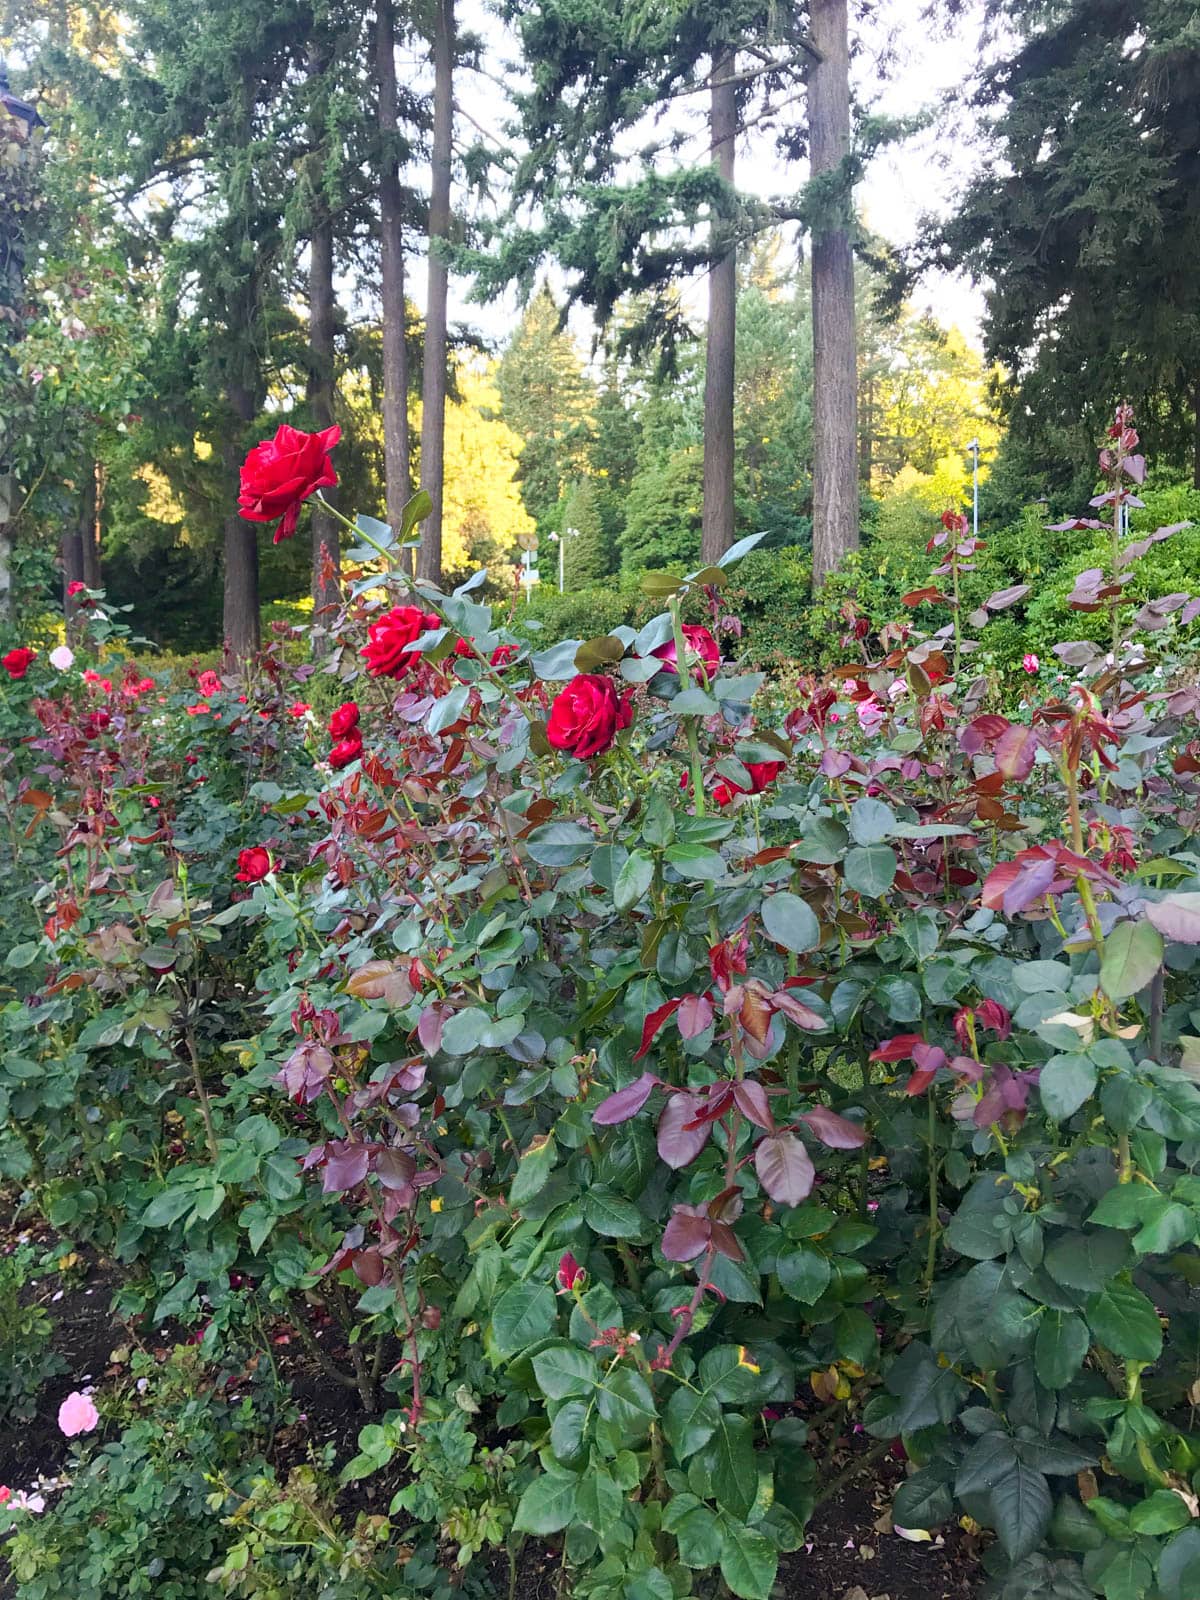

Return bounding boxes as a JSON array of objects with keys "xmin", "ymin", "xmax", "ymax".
[
  {"xmin": 308, "ymin": 46, "xmax": 340, "ymax": 617},
  {"xmin": 416, "ymin": 0, "xmax": 454, "ymax": 586},
  {"xmin": 222, "ymin": 390, "xmax": 260, "ymax": 661},
  {"xmin": 1193, "ymin": 382, "xmax": 1200, "ymax": 491},
  {"xmin": 0, "ymin": 474, "xmax": 11, "ymax": 625},
  {"xmin": 377, "ymin": 0, "xmax": 412, "ymax": 556},
  {"xmin": 62, "ymin": 467, "xmax": 92, "ymax": 636},
  {"xmin": 809, "ymin": 0, "xmax": 858, "ymax": 587},
  {"xmin": 701, "ymin": 46, "xmax": 737, "ymax": 567},
  {"xmin": 83, "ymin": 461, "xmax": 103, "ymax": 589}
]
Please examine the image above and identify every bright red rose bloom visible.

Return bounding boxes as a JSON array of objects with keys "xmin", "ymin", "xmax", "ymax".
[
  {"xmin": 360, "ymin": 605, "xmax": 439, "ymax": 679},
  {"xmin": 67, "ymin": 580, "xmax": 88, "ymax": 597},
  {"xmin": 556, "ymin": 1251, "xmax": 585, "ymax": 1293},
  {"xmin": 329, "ymin": 731, "xmax": 363, "ymax": 770},
  {"xmin": 238, "ymin": 423, "xmax": 340, "ymax": 544},
  {"xmin": 546, "ymin": 673, "xmax": 633, "ymax": 760},
  {"xmin": 3, "ymin": 647, "xmax": 36, "ymax": 680},
  {"xmin": 453, "ymin": 637, "xmax": 475, "ymax": 657},
  {"xmin": 235, "ymin": 846, "xmax": 273, "ymax": 883},
  {"xmin": 491, "ymin": 644, "xmax": 517, "ymax": 667},
  {"xmin": 652, "ymin": 624, "xmax": 721, "ymax": 682},
  {"xmin": 712, "ymin": 760, "xmax": 784, "ymax": 807},
  {"xmin": 328, "ymin": 701, "xmax": 360, "ymax": 739}
]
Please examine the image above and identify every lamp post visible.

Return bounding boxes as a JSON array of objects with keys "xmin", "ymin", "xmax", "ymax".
[
  {"xmin": 547, "ymin": 527, "xmax": 578, "ymax": 594},
  {"xmin": 966, "ymin": 438, "xmax": 980, "ymax": 542}
]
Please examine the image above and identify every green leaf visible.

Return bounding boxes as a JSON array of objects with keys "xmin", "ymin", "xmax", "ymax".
[
  {"xmin": 664, "ymin": 842, "xmax": 727, "ymax": 882},
  {"xmin": 704, "ymin": 1412, "xmax": 757, "ymax": 1520},
  {"xmin": 988, "ymin": 1460, "xmax": 1053, "ymax": 1562},
  {"xmin": 777, "ymin": 1244, "xmax": 831, "ymax": 1305},
  {"xmin": 1044, "ymin": 1228, "xmax": 1133, "ymax": 1291},
  {"xmin": 849, "ymin": 797, "xmax": 897, "ymax": 845},
  {"xmin": 614, "ymin": 851, "xmax": 654, "ymax": 912},
  {"xmin": 490, "ymin": 1280, "xmax": 557, "ymax": 1359},
  {"xmin": 892, "ymin": 1467, "xmax": 953, "ymax": 1530},
  {"xmin": 510, "ymin": 1137, "xmax": 557, "ymax": 1206},
  {"xmin": 142, "ymin": 1186, "xmax": 196, "ymax": 1228},
  {"xmin": 719, "ymin": 1519, "xmax": 778, "ymax": 1600},
  {"xmin": 1128, "ymin": 1490, "xmax": 1192, "ymax": 1535},
  {"xmin": 1159, "ymin": 1527, "xmax": 1200, "ymax": 1600},
  {"xmin": 549, "ymin": 1399, "xmax": 589, "ymax": 1463},
  {"xmin": 1085, "ymin": 1282, "xmax": 1163, "ymax": 1361},
  {"xmin": 663, "ymin": 1386, "xmax": 720, "ymax": 1459},
  {"xmin": 525, "ymin": 821, "xmax": 595, "ymax": 866},
  {"xmin": 581, "ymin": 1186, "xmax": 644, "ymax": 1239},
  {"xmin": 262, "ymin": 1152, "xmax": 302, "ymax": 1202},
  {"xmin": 575, "ymin": 1465, "xmax": 623, "ymax": 1531},
  {"xmin": 596, "ymin": 1366, "xmax": 656, "ymax": 1436},
  {"xmin": 761, "ymin": 891, "xmax": 820, "ymax": 954},
  {"xmin": 513, "ymin": 1469, "xmax": 579, "ymax": 1534},
  {"xmin": 1089, "ymin": 1185, "xmax": 1165, "ymax": 1230},
  {"xmin": 885, "ymin": 1342, "xmax": 968, "ymax": 1431},
  {"xmin": 843, "ymin": 845, "xmax": 897, "ymax": 897},
  {"xmin": 1039, "ymin": 1054, "xmax": 1098, "ymax": 1120},
  {"xmin": 1099, "ymin": 920, "xmax": 1163, "ymax": 1002},
  {"xmin": 1034, "ymin": 1310, "xmax": 1090, "ymax": 1389},
  {"xmin": 664, "ymin": 1495, "xmax": 724, "ymax": 1566},
  {"xmin": 1097, "ymin": 1546, "xmax": 1154, "ymax": 1600},
  {"xmin": 532, "ymin": 1343, "xmax": 598, "ymax": 1400}
]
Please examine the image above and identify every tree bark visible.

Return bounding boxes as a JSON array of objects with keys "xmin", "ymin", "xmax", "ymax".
[
  {"xmin": 809, "ymin": 0, "xmax": 858, "ymax": 587},
  {"xmin": 416, "ymin": 0, "xmax": 454, "ymax": 586},
  {"xmin": 62, "ymin": 466, "xmax": 92, "ymax": 636},
  {"xmin": 308, "ymin": 45, "xmax": 340, "ymax": 617},
  {"xmin": 83, "ymin": 461, "xmax": 103, "ymax": 589},
  {"xmin": 222, "ymin": 388, "xmax": 260, "ymax": 661},
  {"xmin": 701, "ymin": 46, "xmax": 737, "ymax": 567},
  {"xmin": 377, "ymin": 0, "xmax": 412, "ymax": 555},
  {"xmin": 1193, "ymin": 381, "xmax": 1200, "ymax": 491}
]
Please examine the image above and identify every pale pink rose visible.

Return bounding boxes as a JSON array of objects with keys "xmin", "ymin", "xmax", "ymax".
[
  {"xmin": 57, "ymin": 1391, "xmax": 99, "ymax": 1437},
  {"xmin": 48, "ymin": 645, "xmax": 75, "ymax": 672},
  {"xmin": 856, "ymin": 697, "xmax": 885, "ymax": 733}
]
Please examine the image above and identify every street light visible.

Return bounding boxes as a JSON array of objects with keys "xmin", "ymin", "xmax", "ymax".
[
  {"xmin": 547, "ymin": 527, "xmax": 578, "ymax": 595},
  {"xmin": 966, "ymin": 439, "xmax": 980, "ymax": 542}
]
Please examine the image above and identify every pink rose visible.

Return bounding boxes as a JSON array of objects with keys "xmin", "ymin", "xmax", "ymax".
[{"xmin": 58, "ymin": 1391, "xmax": 99, "ymax": 1437}]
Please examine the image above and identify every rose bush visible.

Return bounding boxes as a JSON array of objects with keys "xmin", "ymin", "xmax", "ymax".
[{"xmin": 3, "ymin": 419, "xmax": 1200, "ymax": 1599}]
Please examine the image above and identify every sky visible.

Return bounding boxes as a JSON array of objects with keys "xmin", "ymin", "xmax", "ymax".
[{"xmin": 437, "ymin": 0, "xmax": 994, "ymax": 351}]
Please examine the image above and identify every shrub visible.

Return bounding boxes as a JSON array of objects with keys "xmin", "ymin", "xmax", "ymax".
[
  {"xmin": 0, "ymin": 1245, "xmax": 67, "ymax": 1424},
  {"xmin": 5, "ymin": 416, "xmax": 1200, "ymax": 1600}
]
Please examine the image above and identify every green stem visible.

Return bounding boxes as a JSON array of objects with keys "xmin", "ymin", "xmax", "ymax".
[{"xmin": 925, "ymin": 1091, "xmax": 939, "ymax": 1299}]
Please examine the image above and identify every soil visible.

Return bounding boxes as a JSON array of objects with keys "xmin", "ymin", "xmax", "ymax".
[{"xmin": 0, "ymin": 1243, "xmax": 983, "ymax": 1600}]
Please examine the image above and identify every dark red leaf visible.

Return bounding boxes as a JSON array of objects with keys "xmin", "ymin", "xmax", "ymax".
[
  {"xmin": 733, "ymin": 1080, "xmax": 775, "ymax": 1131},
  {"xmin": 800, "ymin": 1105, "xmax": 868, "ymax": 1149},
  {"xmin": 322, "ymin": 1141, "xmax": 370, "ymax": 1194},
  {"xmin": 658, "ymin": 1092, "xmax": 713, "ymax": 1168},
  {"xmin": 677, "ymin": 993, "xmax": 714, "ymax": 1040},
  {"xmin": 662, "ymin": 1207, "xmax": 711, "ymax": 1262},
  {"xmin": 754, "ymin": 1132, "xmax": 815, "ymax": 1206},
  {"xmin": 633, "ymin": 999, "xmax": 683, "ymax": 1060},
  {"xmin": 593, "ymin": 1072, "xmax": 658, "ymax": 1125},
  {"xmin": 869, "ymin": 1033, "xmax": 924, "ymax": 1063}
]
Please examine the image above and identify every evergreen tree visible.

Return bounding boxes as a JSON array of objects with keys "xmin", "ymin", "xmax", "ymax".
[
  {"xmin": 929, "ymin": 0, "xmax": 1200, "ymax": 483},
  {"xmin": 559, "ymin": 476, "xmax": 607, "ymax": 588},
  {"xmin": 495, "ymin": 286, "xmax": 595, "ymax": 529}
]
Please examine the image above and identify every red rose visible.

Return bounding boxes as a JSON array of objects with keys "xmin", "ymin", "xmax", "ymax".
[
  {"xmin": 3, "ymin": 647, "xmax": 36, "ymax": 680},
  {"xmin": 546, "ymin": 673, "xmax": 632, "ymax": 759},
  {"xmin": 712, "ymin": 760, "xmax": 783, "ymax": 807},
  {"xmin": 491, "ymin": 644, "xmax": 517, "ymax": 667},
  {"xmin": 197, "ymin": 669, "xmax": 222, "ymax": 697},
  {"xmin": 329, "ymin": 731, "xmax": 363, "ymax": 770},
  {"xmin": 453, "ymin": 637, "xmax": 475, "ymax": 657},
  {"xmin": 67, "ymin": 580, "xmax": 88, "ymax": 597},
  {"xmin": 360, "ymin": 605, "xmax": 439, "ymax": 679},
  {"xmin": 238, "ymin": 423, "xmax": 340, "ymax": 544},
  {"xmin": 556, "ymin": 1251, "xmax": 585, "ymax": 1293},
  {"xmin": 652, "ymin": 624, "xmax": 721, "ymax": 682},
  {"xmin": 235, "ymin": 846, "xmax": 273, "ymax": 883},
  {"xmin": 328, "ymin": 701, "xmax": 360, "ymax": 739}
]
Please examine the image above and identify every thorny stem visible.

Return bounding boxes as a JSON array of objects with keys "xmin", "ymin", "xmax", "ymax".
[{"xmin": 669, "ymin": 597, "xmax": 707, "ymax": 816}]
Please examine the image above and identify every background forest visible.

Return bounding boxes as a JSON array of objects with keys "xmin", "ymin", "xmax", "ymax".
[{"xmin": 3, "ymin": 0, "xmax": 1199, "ymax": 671}]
